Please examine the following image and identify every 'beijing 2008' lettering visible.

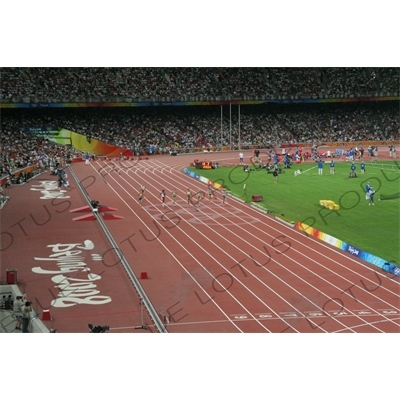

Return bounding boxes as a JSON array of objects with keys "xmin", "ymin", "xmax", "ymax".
[{"xmin": 32, "ymin": 241, "xmax": 111, "ymax": 308}]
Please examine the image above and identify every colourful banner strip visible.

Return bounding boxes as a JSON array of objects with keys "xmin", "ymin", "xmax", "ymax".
[
  {"xmin": 46, "ymin": 128, "xmax": 132, "ymax": 157},
  {"xmin": 1, "ymin": 96, "xmax": 399, "ymax": 109},
  {"xmin": 184, "ymin": 168, "xmax": 223, "ymax": 190},
  {"xmin": 295, "ymin": 222, "xmax": 400, "ymax": 276},
  {"xmin": 183, "ymin": 168, "xmax": 399, "ymax": 276}
]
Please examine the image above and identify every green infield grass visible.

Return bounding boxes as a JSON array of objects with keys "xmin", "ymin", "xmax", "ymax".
[{"xmin": 188, "ymin": 160, "xmax": 400, "ymax": 264}]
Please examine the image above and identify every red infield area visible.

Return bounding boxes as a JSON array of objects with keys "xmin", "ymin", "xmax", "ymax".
[{"xmin": 1, "ymin": 150, "xmax": 399, "ymax": 333}]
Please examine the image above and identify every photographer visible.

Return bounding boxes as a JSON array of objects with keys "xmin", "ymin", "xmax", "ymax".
[
  {"xmin": 88, "ymin": 324, "xmax": 109, "ymax": 333},
  {"xmin": 21, "ymin": 301, "xmax": 32, "ymax": 333}
]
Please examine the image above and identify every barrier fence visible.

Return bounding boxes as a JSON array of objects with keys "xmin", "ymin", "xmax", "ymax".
[{"xmin": 142, "ymin": 140, "xmax": 399, "ymax": 155}]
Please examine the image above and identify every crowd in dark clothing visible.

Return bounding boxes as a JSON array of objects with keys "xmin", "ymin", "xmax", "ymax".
[
  {"xmin": 1, "ymin": 101, "xmax": 398, "ymax": 161},
  {"xmin": 1, "ymin": 69, "xmax": 399, "ymax": 182},
  {"xmin": 1, "ymin": 67, "xmax": 399, "ymax": 103}
]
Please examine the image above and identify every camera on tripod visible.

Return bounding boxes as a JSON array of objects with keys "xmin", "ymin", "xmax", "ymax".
[{"xmin": 88, "ymin": 323, "xmax": 110, "ymax": 333}]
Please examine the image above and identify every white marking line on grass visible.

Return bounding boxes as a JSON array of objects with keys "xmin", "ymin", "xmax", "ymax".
[{"xmin": 300, "ymin": 165, "xmax": 318, "ymax": 174}]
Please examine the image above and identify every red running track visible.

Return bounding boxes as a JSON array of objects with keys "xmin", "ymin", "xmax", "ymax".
[
  {"xmin": 1, "ymin": 150, "xmax": 399, "ymax": 332},
  {"xmin": 73, "ymin": 151, "xmax": 400, "ymax": 332}
]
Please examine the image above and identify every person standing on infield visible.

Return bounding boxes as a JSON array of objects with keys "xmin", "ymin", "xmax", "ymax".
[
  {"xmin": 368, "ymin": 186, "xmax": 375, "ymax": 205},
  {"xmin": 273, "ymin": 167, "xmax": 279, "ymax": 183},
  {"xmin": 350, "ymin": 162, "xmax": 356, "ymax": 177},
  {"xmin": 365, "ymin": 182, "xmax": 371, "ymax": 200},
  {"xmin": 330, "ymin": 160, "xmax": 335, "ymax": 174},
  {"xmin": 318, "ymin": 160, "xmax": 323, "ymax": 175}
]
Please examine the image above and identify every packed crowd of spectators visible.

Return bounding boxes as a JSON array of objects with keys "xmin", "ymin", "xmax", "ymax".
[
  {"xmin": 1, "ymin": 102, "xmax": 399, "ymax": 165},
  {"xmin": 1, "ymin": 68, "xmax": 399, "ymax": 184},
  {"xmin": 0, "ymin": 123, "xmax": 80, "ymax": 182},
  {"xmin": 1, "ymin": 67, "xmax": 399, "ymax": 102}
]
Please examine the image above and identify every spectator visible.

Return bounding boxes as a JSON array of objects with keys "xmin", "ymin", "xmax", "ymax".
[
  {"xmin": 5, "ymin": 294, "xmax": 13, "ymax": 310},
  {"xmin": 12, "ymin": 295, "xmax": 23, "ymax": 331},
  {"xmin": 21, "ymin": 300, "xmax": 32, "ymax": 333},
  {"xmin": 1, "ymin": 67, "xmax": 398, "ymax": 103}
]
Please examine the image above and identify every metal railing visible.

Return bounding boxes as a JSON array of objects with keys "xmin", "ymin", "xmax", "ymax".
[{"xmin": 68, "ymin": 166, "xmax": 167, "ymax": 333}]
